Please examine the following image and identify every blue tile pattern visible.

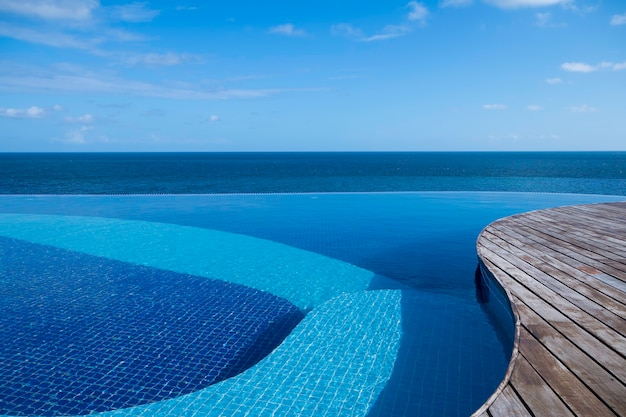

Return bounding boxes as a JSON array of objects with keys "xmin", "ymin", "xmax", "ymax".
[
  {"xmin": 0, "ymin": 237, "xmax": 303, "ymax": 416},
  {"xmin": 94, "ymin": 290, "xmax": 403, "ymax": 417}
]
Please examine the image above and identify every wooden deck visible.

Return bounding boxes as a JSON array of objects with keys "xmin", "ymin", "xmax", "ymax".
[{"xmin": 473, "ymin": 201, "xmax": 626, "ymax": 417}]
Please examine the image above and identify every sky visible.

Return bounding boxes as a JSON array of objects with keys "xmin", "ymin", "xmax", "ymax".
[{"xmin": 0, "ymin": 0, "xmax": 624, "ymax": 152}]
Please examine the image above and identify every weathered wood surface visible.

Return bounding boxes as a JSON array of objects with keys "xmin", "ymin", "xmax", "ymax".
[{"xmin": 473, "ymin": 202, "xmax": 626, "ymax": 417}]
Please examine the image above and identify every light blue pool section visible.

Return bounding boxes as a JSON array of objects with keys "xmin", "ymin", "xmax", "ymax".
[{"xmin": 0, "ymin": 213, "xmax": 374, "ymax": 311}]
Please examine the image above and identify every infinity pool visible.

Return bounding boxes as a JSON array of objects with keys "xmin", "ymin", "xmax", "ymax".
[{"xmin": 1, "ymin": 192, "xmax": 623, "ymax": 417}]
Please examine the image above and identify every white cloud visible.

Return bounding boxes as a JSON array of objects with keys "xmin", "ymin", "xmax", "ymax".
[
  {"xmin": 52, "ymin": 104, "xmax": 63, "ymax": 111},
  {"xmin": 0, "ymin": 2, "xmax": 153, "ymax": 52},
  {"xmin": 65, "ymin": 114, "xmax": 94, "ymax": 123},
  {"xmin": 570, "ymin": 104, "xmax": 597, "ymax": 112},
  {"xmin": 333, "ymin": 2, "xmax": 428, "ymax": 43},
  {"xmin": 535, "ymin": 12, "xmax": 552, "ymax": 26},
  {"xmin": 562, "ymin": 61, "xmax": 626, "ymax": 72},
  {"xmin": 108, "ymin": 2, "xmax": 159, "ymax": 22},
  {"xmin": 123, "ymin": 52, "xmax": 199, "ymax": 67},
  {"xmin": 440, "ymin": 0, "xmax": 473, "ymax": 7},
  {"xmin": 208, "ymin": 114, "xmax": 220, "ymax": 122},
  {"xmin": 482, "ymin": 0, "xmax": 571, "ymax": 9},
  {"xmin": 64, "ymin": 125, "xmax": 92, "ymax": 144},
  {"xmin": 407, "ymin": 1, "xmax": 429, "ymax": 24},
  {"xmin": 0, "ymin": 105, "xmax": 45, "ymax": 118},
  {"xmin": 611, "ymin": 13, "xmax": 626, "ymax": 26},
  {"xmin": 613, "ymin": 62, "xmax": 626, "ymax": 71},
  {"xmin": 0, "ymin": 22, "xmax": 99, "ymax": 49},
  {"xmin": 269, "ymin": 23, "xmax": 306, "ymax": 37},
  {"xmin": 105, "ymin": 28, "xmax": 151, "ymax": 43},
  {"xmin": 0, "ymin": 0, "xmax": 99, "ymax": 21},
  {"xmin": 483, "ymin": 104, "xmax": 507, "ymax": 110},
  {"xmin": 0, "ymin": 70, "xmax": 324, "ymax": 100},
  {"xmin": 562, "ymin": 2, "xmax": 596, "ymax": 14},
  {"xmin": 331, "ymin": 23, "xmax": 364, "ymax": 39},
  {"xmin": 362, "ymin": 25, "xmax": 412, "ymax": 42},
  {"xmin": 545, "ymin": 77, "xmax": 563, "ymax": 84},
  {"xmin": 527, "ymin": 105, "xmax": 543, "ymax": 111},
  {"xmin": 176, "ymin": 6, "xmax": 198, "ymax": 11},
  {"xmin": 561, "ymin": 62, "xmax": 597, "ymax": 72}
]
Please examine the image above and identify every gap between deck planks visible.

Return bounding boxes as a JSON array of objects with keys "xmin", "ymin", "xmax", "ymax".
[{"xmin": 472, "ymin": 201, "xmax": 626, "ymax": 417}]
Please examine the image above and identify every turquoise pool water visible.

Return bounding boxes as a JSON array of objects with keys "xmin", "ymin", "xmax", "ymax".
[{"xmin": 1, "ymin": 192, "xmax": 623, "ymax": 417}]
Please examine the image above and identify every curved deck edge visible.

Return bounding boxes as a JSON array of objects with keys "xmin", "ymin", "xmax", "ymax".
[{"xmin": 472, "ymin": 201, "xmax": 626, "ymax": 417}]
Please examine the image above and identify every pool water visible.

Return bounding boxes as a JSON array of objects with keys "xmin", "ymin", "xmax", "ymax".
[{"xmin": 0, "ymin": 192, "xmax": 623, "ymax": 417}]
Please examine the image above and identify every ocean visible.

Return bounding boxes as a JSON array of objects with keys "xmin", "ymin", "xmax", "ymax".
[{"xmin": 1, "ymin": 151, "xmax": 625, "ymax": 195}]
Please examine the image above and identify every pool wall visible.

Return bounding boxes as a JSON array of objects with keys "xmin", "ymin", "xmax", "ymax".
[{"xmin": 471, "ymin": 259, "xmax": 521, "ymax": 416}]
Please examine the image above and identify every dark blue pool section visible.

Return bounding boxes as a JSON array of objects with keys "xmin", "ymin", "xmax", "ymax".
[{"xmin": 0, "ymin": 237, "xmax": 304, "ymax": 416}]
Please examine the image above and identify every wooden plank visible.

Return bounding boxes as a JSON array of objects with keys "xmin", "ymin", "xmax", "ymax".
[
  {"xmin": 509, "ymin": 355, "xmax": 575, "ymax": 417},
  {"xmin": 514, "ymin": 213, "xmax": 626, "ymax": 265},
  {"xmin": 564, "ymin": 203, "xmax": 626, "ymax": 225},
  {"xmin": 478, "ymin": 239, "xmax": 626, "ymax": 356},
  {"xmin": 490, "ymin": 223, "xmax": 626, "ymax": 294},
  {"xmin": 522, "ymin": 213, "xmax": 626, "ymax": 259},
  {"xmin": 512, "ymin": 210, "xmax": 626, "ymax": 258},
  {"xmin": 478, "ymin": 251, "xmax": 626, "ymax": 383},
  {"xmin": 486, "ymin": 226, "xmax": 626, "ymax": 314},
  {"xmin": 510, "ymin": 214, "xmax": 626, "ymax": 264},
  {"xmin": 487, "ymin": 385, "xmax": 531, "ymax": 417},
  {"xmin": 483, "ymin": 229, "xmax": 626, "ymax": 328},
  {"xmin": 501, "ymin": 220, "xmax": 626, "ymax": 282},
  {"xmin": 518, "ymin": 327, "xmax": 617, "ymax": 417}
]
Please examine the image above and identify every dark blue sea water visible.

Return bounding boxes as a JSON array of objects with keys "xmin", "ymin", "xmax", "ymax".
[{"xmin": 1, "ymin": 152, "xmax": 625, "ymax": 195}]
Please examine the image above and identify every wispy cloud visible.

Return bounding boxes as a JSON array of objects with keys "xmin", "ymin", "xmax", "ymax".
[
  {"xmin": 107, "ymin": 2, "xmax": 160, "ymax": 23},
  {"xmin": 0, "ymin": 0, "xmax": 99, "ymax": 21},
  {"xmin": 207, "ymin": 114, "xmax": 220, "ymax": 122},
  {"xmin": 545, "ymin": 77, "xmax": 563, "ymax": 84},
  {"xmin": 527, "ymin": 105, "xmax": 544, "ymax": 111},
  {"xmin": 561, "ymin": 62, "xmax": 596, "ymax": 72},
  {"xmin": 440, "ymin": 0, "xmax": 473, "ymax": 7},
  {"xmin": 0, "ymin": 22, "xmax": 100, "ymax": 49},
  {"xmin": 482, "ymin": 0, "xmax": 572, "ymax": 9},
  {"xmin": 122, "ymin": 52, "xmax": 200, "ymax": 67},
  {"xmin": 0, "ymin": 105, "xmax": 46, "ymax": 118},
  {"xmin": 611, "ymin": 13, "xmax": 626, "ymax": 26},
  {"xmin": 570, "ymin": 104, "xmax": 597, "ymax": 112},
  {"xmin": 65, "ymin": 114, "xmax": 94, "ymax": 123},
  {"xmin": 330, "ymin": 23, "xmax": 364, "ymax": 40},
  {"xmin": 562, "ymin": 2, "xmax": 596, "ymax": 15},
  {"xmin": 361, "ymin": 25, "xmax": 412, "ymax": 42},
  {"xmin": 407, "ymin": 1, "xmax": 429, "ymax": 25},
  {"xmin": 562, "ymin": 61, "xmax": 626, "ymax": 72},
  {"xmin": 0, "ymin": 67, "xmax": 325, "ymax": 100},
  {"xmin": 269, "ymin": 23, "xmax": 306, "ymax": 37},
  {"xmin": 483, "ymin": 103, "xmax": 507, "ymax": 110},
  {"xmin": 534, "ymin": 11, "xmax": 565, "ymax": 27},
  {"xmin": 0, "ymin": 0, "xmax": 155, "ymax": 55},
  {"xmin": 63, "ymin": 125, "xmax": 92, "ymax": 144},
  {"xmin": 334, "ymin": 1, "xmax": 429, "ymax": 43},
  {"xmin": 105, "ymin": 28, "xmax": 151, "ymax": 43}
]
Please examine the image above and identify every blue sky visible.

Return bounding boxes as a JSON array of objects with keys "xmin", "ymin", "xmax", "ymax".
[{"xmin": 0, "ymin": 0, "xmax": 624, "ymax": 151}]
